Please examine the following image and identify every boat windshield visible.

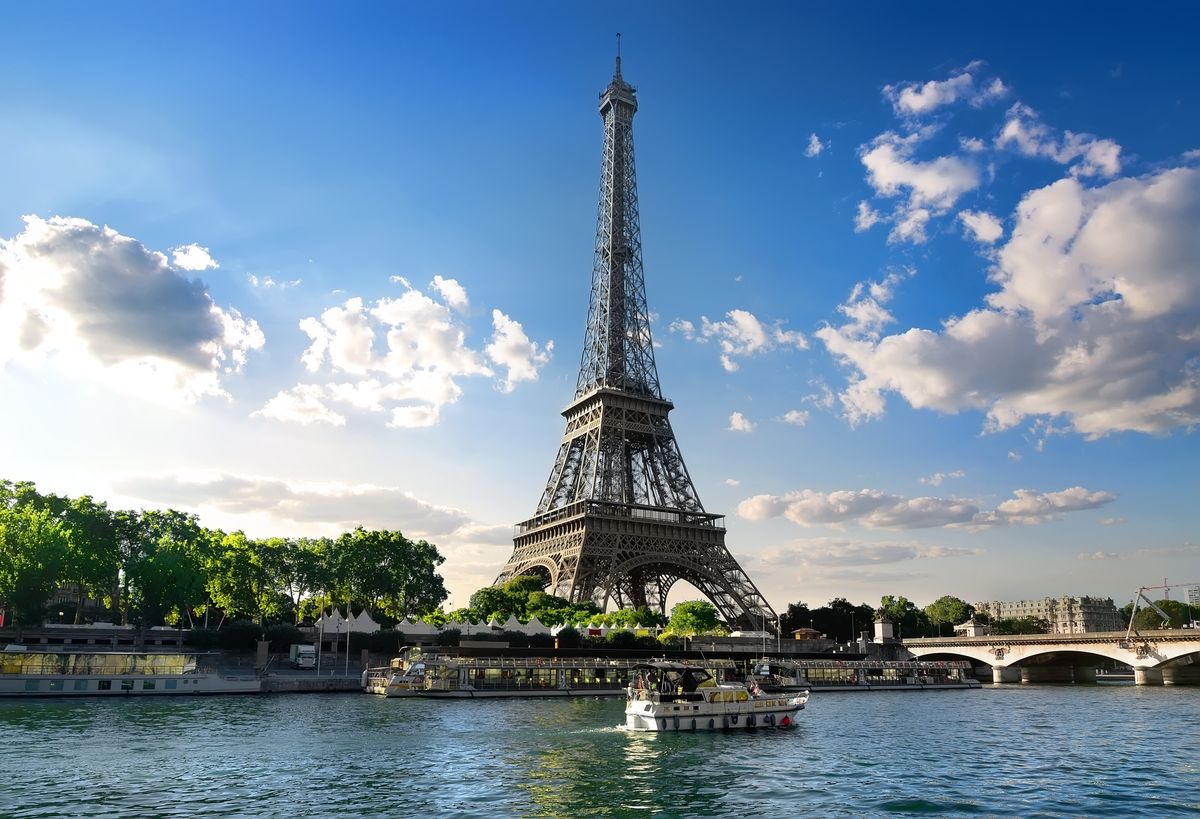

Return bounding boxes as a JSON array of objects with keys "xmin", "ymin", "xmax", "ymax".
[{"xmin": 637, "ymin": 663, "xmax": 713, "ymax": 693}]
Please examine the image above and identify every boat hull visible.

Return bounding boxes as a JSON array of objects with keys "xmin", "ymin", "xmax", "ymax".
[
  {"xmin": 0, "ymin": 674, "xmax": 260, "ymax": 697},
  {"xmin": 625, "ymin": 692, "xmax": 807, "ymax": 732},
  {"xmin": 624, "ymin": 696, "xmax": 801, "ymax": 725}
]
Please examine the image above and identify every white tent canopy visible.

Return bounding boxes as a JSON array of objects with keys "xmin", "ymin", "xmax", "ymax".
[
  {"xmin": 396, "ymin": 617, "xmax": 440, "ymax": 636},
  {"xmin": 315, "ymin": 609, "xmax": 379, "ymax": 634}
]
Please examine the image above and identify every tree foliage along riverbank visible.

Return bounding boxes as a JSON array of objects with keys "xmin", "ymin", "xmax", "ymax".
[{"xmin": 0, "ymin": 480, "xmax": 448, "ymax": 628}]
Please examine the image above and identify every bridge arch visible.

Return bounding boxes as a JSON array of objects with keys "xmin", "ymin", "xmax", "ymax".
[{"xmin": 904, "ymin": 632, "xmax": 1200, "ymax": 685}]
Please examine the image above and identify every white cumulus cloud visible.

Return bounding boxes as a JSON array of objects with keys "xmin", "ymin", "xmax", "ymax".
[
  {"xmin": 728, "ymin": 411, "xmax": 756, "ymax": 433},
  {"xmin": 819, "ymin": 166, "xmax": 1200, "ymax": 437},
  {"xmin": 0, "ymin": 215, "xmax": 263, "ymax": 404},
  {"xmin": 997, "ymin": 103, "xmax": 1122, "ymax": 178},
  {"xmin": 259, "ymin": 277, "xmax": 550, "ymax": 429},
  {"xmin": 486, "ymin": 309, "xmax": 553, "ymax": 393},
  {"xmin": 805, "ymin": 133, "xmax": 825, "ymax": 158},
  {"xmin": 958, "ymin": 210, "xmax": 1004, "ymax": 244},
  {"xmin": 671, "ymin": 308, "xmax": 806, "ymax": 372},
  {"xmin": 171, "ymin": 243, "xmax": 218, "ymax": 271},
  {"xmin": 738, "ymin": 485, "xmax": 1114, "ymax": 530},
  {"xmin": 858, "ymin": 130, "xmax": 980, "ymax": 244},
  {"xmin": 854, "ymin": 201, "xmax": 883, "ymax": 233},
  {"xmin": 762, "ymin": 537, "xmax": 980, "ymax": 569},
  {"xmin": 920, "ymin": 470, "xmax": 965, "ymax": 487},
  {"xmin": 431, "ymin": 275, "xmax": 469, "ymax": 312},
  {"xmin": 781, "ymin": 409, "xmax": 810, "ymax": 426},
  {"xmin": 883, "ymin": 62, "xmax": 1008, "ymax": 117}
]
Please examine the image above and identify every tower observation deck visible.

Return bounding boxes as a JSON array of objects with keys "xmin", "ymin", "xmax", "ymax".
[{"xmin": 495, "ymin": 46, "xmax": 777, "ymax": 632}]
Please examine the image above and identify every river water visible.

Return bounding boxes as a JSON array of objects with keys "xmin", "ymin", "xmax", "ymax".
[{"xmin": 2, "ymin": 685, "xmax": 1197, "ymax": 817}]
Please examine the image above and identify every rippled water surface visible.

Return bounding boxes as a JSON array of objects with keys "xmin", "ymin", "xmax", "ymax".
[{"xmin": 2, "ymin": 685, "xmax": 1198, "ymax": 817}]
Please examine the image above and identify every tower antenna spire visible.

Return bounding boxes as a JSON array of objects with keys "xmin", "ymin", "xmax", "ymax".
[{"xmin": 615, "ymin": 32, "xmax": 622, "ymax": 77}]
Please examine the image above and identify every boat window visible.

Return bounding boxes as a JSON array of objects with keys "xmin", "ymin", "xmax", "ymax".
[
  {"xmin": 24, "ymin": 680, "xmax": 39, "ymax": 692},
  {"xmin": 165, "ymin": 679, "xmax": 177, "ymax": 690},
  {"xmin": 74, "ymin": 680, "xmax": 89, "ymax": 691},
  {"xmin": 121, "ymin": 680, "xmax": 134, "ymax": 691},
  {"xmin": 143, "ymin": 680, "xmax": 156, "ymax": 690},
  {"xmin": 48, "ymin": 680, "xmax": 65, "ymax": 691},
  {"xmin": 98, "ymin": 680, "xmax": 111, "ymax": 690}
]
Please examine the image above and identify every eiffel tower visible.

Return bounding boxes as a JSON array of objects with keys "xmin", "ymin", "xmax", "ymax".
[{"xmin": 496, "ymin": 44, "xmax": 778, "ymax": 632}]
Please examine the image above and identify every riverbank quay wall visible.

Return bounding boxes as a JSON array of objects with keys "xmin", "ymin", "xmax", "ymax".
[{"xmin": 904, "ymin": 630, "xmax": 1200, "ymax": 685}]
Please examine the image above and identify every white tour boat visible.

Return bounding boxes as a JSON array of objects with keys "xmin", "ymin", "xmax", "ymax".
[
  {"xmin": 0, "ymin": 648, "xmax": 261, "ymax": 697},
  {"xmin": 624, "ymin": 661, "xmax": 808, "ymax": 732}
]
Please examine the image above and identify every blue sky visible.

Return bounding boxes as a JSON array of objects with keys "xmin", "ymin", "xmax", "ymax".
[{"xmin": 2, "ymin": 2, "xmax": 1198, "ymax": 614}]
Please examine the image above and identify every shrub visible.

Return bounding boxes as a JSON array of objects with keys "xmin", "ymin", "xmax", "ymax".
[
  {"xmin": 555, "ymin": 626, "xmax": 581, "ymax": 649},
  {"xmin": 349, "ymin": 630, "xmax": 407, "ymax": 654},
  {"xmin": 218, "ymin": 620, "xmax": 262, "ymax": 651},
  {"xmin": 607, "ymin": 630, "xmax": 638, "ymax": 648},
  {"xmin": 501, "ymin": 630, "xmax": 530, "ymax": 648},
  {"xmin": 436, "ymin": 628, "xmax": 461, "ymax": 646},
  {"xmin": 189, "ymin": 629, "xmax": 220, "ymax": 650},
  {"xmin": 264, "ymin": 624, "xmax": 303, "ymax": 653},
  {"xmin": 527, "ymin": 633, "xmax": 554, "ymax": 649}
]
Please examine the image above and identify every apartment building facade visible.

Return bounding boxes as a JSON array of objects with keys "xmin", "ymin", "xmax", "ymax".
[{"xmin": 974, "ymin": 596, "xmax": 1124, "ymax": 634}]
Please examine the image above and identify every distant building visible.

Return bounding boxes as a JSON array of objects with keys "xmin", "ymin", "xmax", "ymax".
[
  {"xmin": 790, "ymin": 627, "xmax": 824, "ymax": 640},
  {"xmin": 974, "ymin": 596, "xmax": 1123, "ymax": 634},
  {"xmin": 954, "ymin": 617, "xmax": 990, "ymax": 637},
  {"xmin": 1189, "ymin": 586, "xmax": 1200, "ymax": 607}
]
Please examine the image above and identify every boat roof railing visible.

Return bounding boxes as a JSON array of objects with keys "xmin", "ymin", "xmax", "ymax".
[
  {"xmin": 756, "ymin": 658, "xmax": 972, "ymax": 670},
  {"xmin": 402, "ymin": 653, "xmax": 739, "ymax": 671}
]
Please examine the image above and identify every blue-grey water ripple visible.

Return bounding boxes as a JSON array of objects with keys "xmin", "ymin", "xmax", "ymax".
[{"xmin": 0, "ymin": 685, "xmax": 1197, "ymax": 817}]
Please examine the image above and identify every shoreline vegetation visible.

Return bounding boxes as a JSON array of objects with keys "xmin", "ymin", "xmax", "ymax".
[{"xmin": 2, "ymin": 479, "xmax": 1181, "ymax": 648}]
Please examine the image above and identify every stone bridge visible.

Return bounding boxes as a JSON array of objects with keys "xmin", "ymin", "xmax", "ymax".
[{"xmin": 904, "ymin": 630, "xmax": 1200, "ymax": 685}]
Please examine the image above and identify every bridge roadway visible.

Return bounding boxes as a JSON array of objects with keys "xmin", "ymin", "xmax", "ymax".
[{"xmin": 904, "ymin": 630, "xmax": 1200, "ymax": 685}]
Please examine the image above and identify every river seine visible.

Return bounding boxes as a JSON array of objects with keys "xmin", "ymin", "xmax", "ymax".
[{"xmin": 2, "ymin": 684, "xmax": 1197, "ymax": 817}]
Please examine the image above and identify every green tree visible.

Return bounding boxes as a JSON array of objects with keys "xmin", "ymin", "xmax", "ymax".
[
  {"xmin": 1133, "ymin": 599, "xmax": 1191, "ymax": 630},
  {"xmin": 810, "ymin": 598, "xmax": 876, "ymax": 642},
  {"xmin": 331, "ymin": 528, "xmax": 448, "ymax": 619},
  {"xmin": 60, "ymin": 496, "xmax": 119, "ymax": 623},
  {"xmin": 0, "ymin": 505, "xmax": 70, "ymax": 627},
  {"xmin": 205, "ymin": 531, "xmax": 270, "ymax": 622},
  {"xmin": 924, "ymin": 595, "xmax": 975, "ymax": 635},
  {"xmin": 124, "ymin": 510, "xmax": 209, "ymax": 627},
  {"xmin": 780, "ymin": 601, "xmax": 812, "ymax": 635},
  {"xmin": 879, "ymin": 595, "xmax": 936, "ymax": 638},
  {"xmin": 667, "ymin": 600, "xmax": 720, "ymax": 635},
  {"xmin": 990, "ymin": 616, "xmax": 1050, "ymax": 635}
]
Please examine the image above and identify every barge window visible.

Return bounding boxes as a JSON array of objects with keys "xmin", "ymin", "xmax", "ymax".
[
  {"xmin": 48, "ymin": 680, "xmax": 65, "ymax": 691},
  {"xmin": 98, "ymin": 680, "xmax": 111, "ymax": 690},
  {"xmin": 24, "ymin": 680, "xmax": 39, "ymax": 692},
  {"xmin": 74, "ymin": 680, "xmax": 89, "ymax": 691},
  {"xmin": 143, "ymin": 680, "xmax": 156, "ymax": 690},
  {"xmin": 121, "ymin": 680, "xmax": 134, "ymax": 691},
  {"xmin": 165, "ymin": 680, "xmax": 177, "ymax": 690}
]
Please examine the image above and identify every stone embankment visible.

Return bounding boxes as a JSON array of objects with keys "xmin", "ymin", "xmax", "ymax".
[{"xmin": 261, "ymin": 675, "xmax": 362, "ymax": 693}]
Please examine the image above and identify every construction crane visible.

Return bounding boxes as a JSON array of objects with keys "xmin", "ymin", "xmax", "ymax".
[{"xmin": 1125, "ymin": 581, "xmax": 1199, "ymax": 640}]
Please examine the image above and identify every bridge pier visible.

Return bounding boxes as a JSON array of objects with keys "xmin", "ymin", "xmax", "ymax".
[
  {"xmin": 1134, "ymin": 667, "xmax": 1164, "ymax": 686},
  {"xmin": 1021, "ymin": 665, "xmax": 1075, "ymax": 684},
  {"xmin": 992, "ymin": 666, "xmax": 1020, "ymax": 684},
  {"xmin": 1162, "ymin": 665, "xmax": 1200, "ymax": 685},
  {"xmin": 1073, "ymin": 666, "xmax": 1097, "ymax": 683}
]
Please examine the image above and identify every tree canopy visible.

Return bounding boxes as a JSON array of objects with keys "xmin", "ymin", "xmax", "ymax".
[
  {"xmin": 667, "ymin": 600, "xmax": 721, "ymax": 636},
  {"xmin": 0, "ymin": 479, "xmax": 449, "ymax": 628}
]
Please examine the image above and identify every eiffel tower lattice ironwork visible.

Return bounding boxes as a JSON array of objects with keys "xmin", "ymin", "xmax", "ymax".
[{"xmin": 496, "ymin": 47, "xmax": 778, "ymax": 631}]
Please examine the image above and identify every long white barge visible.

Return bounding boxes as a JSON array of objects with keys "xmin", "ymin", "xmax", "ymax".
[
  {"xmin": 364, "ymin": 649, "xmax": 644, "ymax": 698},
  {"xmin": 753, "ymin": 658, "xmax": 980, "ymax": 691},
  {"xmin": 364, "ymin": 649, "xmax": 980, "ymax": 697},
  {"xmin": 0, "ymin": 648, "xmax": 261, "ymax": 697}
]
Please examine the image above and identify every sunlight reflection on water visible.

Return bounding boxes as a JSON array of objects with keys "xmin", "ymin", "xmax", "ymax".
[{"xmin": 0, "ymin": 686, "xmax": 1197, "ymax": 817}]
